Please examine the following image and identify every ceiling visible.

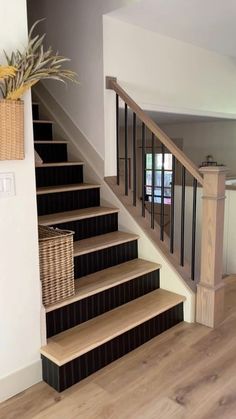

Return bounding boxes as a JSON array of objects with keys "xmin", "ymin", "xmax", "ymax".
[
  {"xmin": 119, "ymin": 108, "xmax": 233, "ymax": 125},
  {"xmin": 109, "ymin": 0, "xmax": 236, "ymax": 57}
]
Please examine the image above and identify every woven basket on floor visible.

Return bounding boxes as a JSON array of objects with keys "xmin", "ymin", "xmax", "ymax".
[
  {"xmin": 38, "ymin": 225, "xmax": 75, "ymax": 306},
  {"xmin": 0, "ymin": 99, "xmax": 24, "ymax": 160}
]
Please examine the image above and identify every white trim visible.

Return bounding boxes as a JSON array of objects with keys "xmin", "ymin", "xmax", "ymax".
[{"xmin": 0, "ymin": 360, "xmax": 42, "ymax": 403}]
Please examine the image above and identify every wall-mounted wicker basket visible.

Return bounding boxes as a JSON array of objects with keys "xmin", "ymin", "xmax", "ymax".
[
  {"xmin": 0, "ymin": 99, "xmax": 24, "ymax": 160},
  {"xmin": 38, "ymin": 225, "xmax": 75, "ymax": 307}
]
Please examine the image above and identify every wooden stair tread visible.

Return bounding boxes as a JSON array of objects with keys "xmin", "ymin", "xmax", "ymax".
[
  {"xmin": 39, "ymin": 206, "xmax": 119, "ymax": 226},
  {"xmin": 73, "ymin": 231, "xmax": 139, "ymax": 256},
  {"xmin": 37, "ymin": 183, "xmax": 101, "ymax": 195},
  {"xmin": 36, "ymin": 161, "xmax": 84, "ymax": 168},
  {"xmin": 46, "ymin": 258, "xmax": 161, "ymax": 312},
  {"xmin": 41, "ymin": 289, "xmax": 185, "ymax": 365},
  {"xmin": 33, "ymin": 120, "xmax": 54, "ymax": 124},
  {"xmin": 34, "ymin": 140, "xmax": 69, "ymax": 144}
]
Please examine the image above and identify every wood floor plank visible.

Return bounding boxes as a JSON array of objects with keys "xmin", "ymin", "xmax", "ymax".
[
  {"xmin": 192, "ymin": 378, "xmax": 236, "ymax": 419},
  {"xmin": 95, "ymin": 315, "xmax": 236, "ymax": 419},
  {"xmin": 40, "ymin": 289, "xmax": 185, "ymax": 365},
  {"xmin": 32, "ymin": 384, "xmax": 112, "ymax": 419},
  {"xmin": 1, "ymin": 276, "xmax": 236, "ymax": 419},
  {"xmin": 46, "ymin": 258, "xmax": 161, "ymax": 313}
]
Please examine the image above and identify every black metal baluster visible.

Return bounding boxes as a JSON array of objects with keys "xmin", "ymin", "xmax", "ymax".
[
  {"xmin": 142, "ymin": 123, "xmax": 146, "ymax": 217},
  {"xmin": 116, "ymin": 94, "xmax": 120, "ymax": 185},
  {"xmin": 133, "ymin": 113, "xmax": 137, "ymax": 206},
  {"xmin": 124, "ymin": 103, "xmax": 128, "ymax": 196},
  {"xmin": 180, "ymin": 166, "xmax": 186, "ymax": 266},
  {"xmin": 160, "ymin": 144, "xmax": 165, "ymax": 241},
  {"xmin": 151, "ymin": 133, "xmax": 155, "ymax": 229},
  {"xmin": 191, "ymin": 178, "xmax": 197, "ymax": 280},
  {"xmin": 170, "ymin": 156, "xmax": 176, "ymax": 253}
]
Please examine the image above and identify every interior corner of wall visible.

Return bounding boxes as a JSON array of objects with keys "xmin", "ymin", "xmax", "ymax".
[
  {"xmin": 0, "ymin": 360, "xmax": 42, "ymax": 403},
  {"xmin": 184, "ymin": 292, "xmax": 196, "ymax": 323}
]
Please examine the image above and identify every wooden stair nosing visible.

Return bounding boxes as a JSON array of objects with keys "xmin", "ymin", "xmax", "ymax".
[
  {"xmin": 38, "ymin": 206, "xmax": 120, "ymax": 226},
  {"xmin": 35, "ymin": 162, "xmax": 84, "ymax": 168},
  {"xmin": 33, "ymin": 120, "xmax": 54, "ymax": 124},
  {"xmin": 45, "ymin": 258, "xmax": 161, "ymax": 313},
  {"xmin": 40, "ymin": 289, "xmax": 186, "ymax": 365},
  {"xmin": 34, "ymin": 140, "xmax": 69, "ymax": 144},
  {"xmin": 36, "ymin": 183, "xmax": 101, "ymax": 195},
  {"xmin": 73, "ymin": 231, "xmax": 139, "ymax": 257}
]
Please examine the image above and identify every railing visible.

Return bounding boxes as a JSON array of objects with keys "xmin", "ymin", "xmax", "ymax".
[
  {"xmin": 107, "ymin": 76, "xmax": 203, "ymax": 281},
  {"xmin": 106, "ymin": 76, "xmax": 227, "ymax": 327}
]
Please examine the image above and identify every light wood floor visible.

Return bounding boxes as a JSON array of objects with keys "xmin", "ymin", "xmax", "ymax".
[{"xmin": 1, "ymin": 276, "xmax": 236, "ymax": 419}]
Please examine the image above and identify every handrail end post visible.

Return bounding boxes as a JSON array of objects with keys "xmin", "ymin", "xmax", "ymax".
[
  {"xmin": 106, "ymin": 76, "xmax": 117, "ymax": 90},
  {"xmin": 196, "ymin": 165, "xmax": 228, "ymax": 328}
]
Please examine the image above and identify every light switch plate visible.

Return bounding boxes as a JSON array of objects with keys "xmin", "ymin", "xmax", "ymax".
[{"xmin": 0, "ymin": 172, "xmax": 16, "ymax": 198}]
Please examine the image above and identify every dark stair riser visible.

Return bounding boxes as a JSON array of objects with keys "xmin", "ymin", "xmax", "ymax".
[
  {"xmin": 34, "ymin": 122, "xmax": 53, "ymax": 140},
  {"xmin": 32, "ymin": 104, "xmax": 39, "ymax": 120},
  {"xmin": 42, "ymin": 303, "xmax": 183, "ymax": 392},
  {"xmin": 36, "ymin": 165, "xmax": 83, "ymax": 188},
  {"xmin": 34, "ymin": 143, "xmax": 68, "ymax": 163},
  {"xmin": 47, "ymin": 269, "xmax": 160, "ymax": 338},
  {"xmin": 74, "ymin": 240, "xmax": 138, "ymax": 278},
  {"xmin": 51, "ymin": 213, "xmax": 118, "ymax": 241},
  {"xmin": 37, "ymin": 188, "xmax": 100, "ymax": 216}
]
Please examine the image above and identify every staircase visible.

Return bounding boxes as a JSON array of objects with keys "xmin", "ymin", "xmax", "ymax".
[{"xmin": 33, "ymin": 101, "xmax": 185, "ymax": 392}]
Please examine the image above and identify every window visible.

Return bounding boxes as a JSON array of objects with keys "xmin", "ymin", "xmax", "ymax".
[{"xmin": 145, "ymin": 153, "xmax": 172, "ymax": 204}]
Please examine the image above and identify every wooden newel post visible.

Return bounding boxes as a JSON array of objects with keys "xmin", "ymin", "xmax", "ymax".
[{"xmin": 196, "ymin": 166, "xmax": 227, "ymax": 328}]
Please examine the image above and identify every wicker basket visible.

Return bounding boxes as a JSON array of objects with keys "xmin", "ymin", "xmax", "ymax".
[
  {"xmin": 38, "ymin": 225, "xmax": 75, "ymax": 306},
  {"xmin": 0, "ymin": 99, "xmax": 24, "ymax": 160}
]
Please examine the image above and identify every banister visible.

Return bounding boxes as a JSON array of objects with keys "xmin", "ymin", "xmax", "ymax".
[
  {"xmin": 107, "ymin": 77, "xmax": 226, "ymax": 326},
  {"xmin": 106, "ymin": 76, "xmax": 203, "ymax": 186}
]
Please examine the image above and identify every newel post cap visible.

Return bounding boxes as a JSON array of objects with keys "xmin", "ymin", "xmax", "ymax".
[{"xmin": 199, "ymin": 166, "xmax": 228, "ymax": 175}]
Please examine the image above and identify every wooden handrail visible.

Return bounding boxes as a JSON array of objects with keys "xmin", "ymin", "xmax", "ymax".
[{"xmin": 106, "ymin": 77, "xmax": 203, "ymax": 186}]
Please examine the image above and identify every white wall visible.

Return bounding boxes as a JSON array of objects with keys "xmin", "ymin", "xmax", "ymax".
[
  {"xmin": 103, "ymin": 16, "xmax": 236, "ymax": 176},
  {"xmin": 225, "ymin": 190, "xmax": 236, "ymax": 273},
  {"xmin": 160, "ymin": 120, "xmax": 236, "ymax": 177},
  {"xmin": 0, "ymin": 0, "xmax": 42, "ymax": 402},
  {"xmin": 28, "ymin": 0, "xmax": 137, "ymax": 176}
]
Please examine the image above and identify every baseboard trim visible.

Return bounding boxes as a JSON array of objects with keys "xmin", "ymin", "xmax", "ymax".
[{"xmin": 0, "ymin": 360, "xmax": 42, "ymax": 403}]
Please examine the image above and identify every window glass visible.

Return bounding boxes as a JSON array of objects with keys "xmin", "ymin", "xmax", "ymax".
[
  {"xmin": 164, "ymin": 154, "xmax": 172, "ymax": 170},
  {"xmin": 146, "ymin": 154, "xmax": 152, "ymax": 170},
  {"xmin": 145, "ymin": 153, "xmax": 173, "ymax": 205}
]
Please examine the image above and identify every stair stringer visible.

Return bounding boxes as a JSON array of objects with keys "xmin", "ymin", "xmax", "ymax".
[{"xmin": 33, "ymin": 83, "xmax": 195, "ymax": 322}]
